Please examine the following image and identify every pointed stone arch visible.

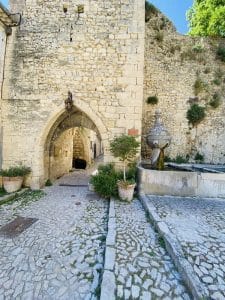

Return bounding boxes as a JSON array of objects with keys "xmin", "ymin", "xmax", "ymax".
[{"xmin": 31, "ymin": 102, "xmax": 108, "ymax": 189}]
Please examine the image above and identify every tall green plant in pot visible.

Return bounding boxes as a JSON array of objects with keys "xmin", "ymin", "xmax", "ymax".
[{"xmin": 110, "ymin": 134, "xmax": 140, "ymax": 202}]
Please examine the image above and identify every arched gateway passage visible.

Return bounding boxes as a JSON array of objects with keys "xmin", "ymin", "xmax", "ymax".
[{"xmin": 43, "ymin": 107, "xmax": 103, "ymax": 183}]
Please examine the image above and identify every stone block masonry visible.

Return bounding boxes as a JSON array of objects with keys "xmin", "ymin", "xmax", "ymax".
[
  {"xmin": 1, "ymin": 0, "xmax": 145, "ymax": 187},
  {"xmin": 143, "ymin": 12, "xmax": 225, "ymax": 164}
]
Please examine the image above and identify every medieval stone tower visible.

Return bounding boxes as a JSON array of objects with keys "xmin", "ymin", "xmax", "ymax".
[{"xmin": 1, "ymin": 0, "xmax": 145, "ymax": 188}]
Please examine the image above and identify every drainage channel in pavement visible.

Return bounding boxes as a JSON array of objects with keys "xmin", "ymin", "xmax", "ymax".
[{"xmin": 101, "ymin": 198, "xmax": 191, "ymax": 300}]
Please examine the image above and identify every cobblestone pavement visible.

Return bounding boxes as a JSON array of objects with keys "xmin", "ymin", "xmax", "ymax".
[
  {"xmin": 0, "ymin": 171, "xmax": 108, "ymax": 300},
  {"xmin": 147, "ymin": 195, "xmax": 225, "ymax": 300},
  {"xmin": 114, "ymin": 199, "xmax": 191, "ymax": 299}
]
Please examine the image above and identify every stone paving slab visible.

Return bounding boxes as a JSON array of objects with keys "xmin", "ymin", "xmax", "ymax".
[
  {"xmin": 0, "ymin": 172, "xmax": 108, "ymax": 300},
  {"xmin": 113, "ymin": 199, "xmax": 191, "ymax": 299},
  {"xmin": 147, "ymin": 195, "xmax": 225, "ymax": 300}
]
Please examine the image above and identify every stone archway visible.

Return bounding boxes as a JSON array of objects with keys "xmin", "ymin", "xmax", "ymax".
[
  {"xmin": 44, "ymin": 107, "xmax": 103, "ymax": 182},
  {"xmin": 30, "ymin": 102, "xmax": 108, "ymax": 189}
]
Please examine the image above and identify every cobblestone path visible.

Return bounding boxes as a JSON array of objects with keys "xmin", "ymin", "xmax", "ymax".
[
  {"xmin": 147, "ymin": 195, "xmax": 225, "ymax": 300},
  {"xmin": 114, "ymin": 199, "xmax": 191, "ymax": 299},
  {"xmin": 0, "ymin": 173, "xmax": 108, "ymax": 300}
]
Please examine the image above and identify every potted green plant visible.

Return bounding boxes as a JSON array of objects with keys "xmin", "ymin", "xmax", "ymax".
[
  {"xmin": 0, "ymin": 166, "xmax": 31, "ymax": 193},
  {"xmin": 110, "ymin": 134, "xmax": 140, "ymax": 202}
]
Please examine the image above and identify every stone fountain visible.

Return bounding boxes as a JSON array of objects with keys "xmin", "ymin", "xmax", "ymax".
[
  {"xmin": 138, "ymin": 110, "xmax": 225, "ymax": 198},
  {"xmin": 146, "ymin": 109, "xmax": 171, "ymax": 170}
]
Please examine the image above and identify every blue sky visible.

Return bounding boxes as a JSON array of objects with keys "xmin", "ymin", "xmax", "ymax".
[
  {"xmin": 149, "ymin": 0, "xmax": 193, "ymax": 34},
  {"xmin": 1, "ymin": 0, "xmax": 193, "ymax": 34},
  {"xmin": 1, "ymin": 0, "xmax": 8, "ymax": 7}
]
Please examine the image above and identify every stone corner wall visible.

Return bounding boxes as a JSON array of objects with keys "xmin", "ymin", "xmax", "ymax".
[
  {"xmin": 143, "ymin": 11, "xmax": 225, "ymax": 164},
  {"xmin": 2, "ymin": 0, "xmax": 145, "ymax": 187}
]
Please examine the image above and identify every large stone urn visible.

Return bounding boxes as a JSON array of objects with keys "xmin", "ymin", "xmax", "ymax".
[{"xmin": 146, "ymin": 110, "xmax": 171, "ymax": 170}]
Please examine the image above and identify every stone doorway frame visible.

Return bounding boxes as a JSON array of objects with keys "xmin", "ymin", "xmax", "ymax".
[{"xmin": 33, "ymin": 101, "xmax": 108, "ymax": 189}]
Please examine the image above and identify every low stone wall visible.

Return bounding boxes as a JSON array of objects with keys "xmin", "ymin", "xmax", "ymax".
[{"xmin": 138, "ymin": 165, "xmax": 225, "ymax": 198}]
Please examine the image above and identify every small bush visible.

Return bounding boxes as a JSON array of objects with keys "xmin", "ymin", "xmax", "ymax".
[
  {"xmin": 215, "ymin": 68, "xmax": 223, "ymax": 79},
  {"xmin": 209, "ymin": 93, "xmax": 221, "ymax": 108},
  {"xmin": 45, "ymin": 179, "xmax": 53, "ymax": 186},
  {"xmin": 90, "ymin": 164, "xmax": 119, "ymax": 199},
  {"xmin": 204, "ymin": 67, "xmax": 210, "ymax": 74},
  {"xmin": 155, "ymin": 32, "xmax": 163, "ymax": 42},
  {"xmin": 192, "ymin": 43, "xmax": 204, "ymax": 53},
  {"xmin": 213, "ymin": 78, "xmax": 221, "ymax": 85},
  {"xmin": 213, "ymin": 68, "xmax": 224, "ymax": 85},
  {"xmin": 194, "ymin": 152, "xmax": 204, "ymax": 162},
  {"xmin": 0, "ymin": 188, "xmax": 7, "ymax": 197},
  {"xmin": 193, "ymin": 78, "xmax": 206, "ymax": 95},
  {"xmin": 0, "ymin": 166, "xmax": 31, "ymax": 177},
  {"xmin": 165, "ymin": 155, "xmax": 189, "ymax": 164},
  {"xmin": 216, "ymin": 46, "xmax": 225, "ymax": 62},
  {"xmin": 164, "ymin": 156, "xmax": 172, "ymax": 162},
  {"xmin": 187, "ymin": 104, "xmax": 206, "ymax": 126},
  {"xmin": 146, "ymin": 95, "xmax": 158, "ymax": 105},
  {"xmin": 174, "ymin": 155, "xmax": 189, "ymax": 164}
]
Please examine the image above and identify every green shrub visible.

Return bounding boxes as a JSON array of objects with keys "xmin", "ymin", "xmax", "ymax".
[
  {"xmin": 216, "ymin": 46, "xmax": 225, "ymax": 62},
  {"xmin": 90, "ymin": 164, "xmax": 119, "ymax": 199},
  {"xmin": 194, "ymin": 152, "xmax": 204, "ymax": 162},
  {"xmin": 146, "ymin": 95, "xmax": 158, "ymax": 105},
  {"xmin": 213, "ymin": 78, "xmax": 221, "ymax": 85},
  {"xmin": 192, "ymin": 43, "xmax": 204, "ymax": 53},
  {"xmin": 0, "ymin": 166, "xmax": 31, "ymax": 177},
  {"xmin": 204, "ymin": 67, "xmax": 210, "ymax": 74},
  {"xmin": 209, "ymin": 93, "xmax": 221, "ymax": 108},
  {"xmin": 187, "ymin": 104, "xmax": 206, "ymax": 126},
  {"xmin": 155, "ymin": 32, "xmax": 164, "ymax": 42},
  {"xmin": 0, "ymin": 188, "xmax": 7, "ymax": 197},
  {"xmin": 165, "ymin": 155, "xmax": 189, "ymax": 164},
  {"xmin": 45, "ymin": 179, "xmax": 53, "ymax": 186},
  {"xmin": 213, "ymin": 68, "xmax": 224, "ymax": 85},
  {"xmin": 193, "ymin": 78, "xmax": 206, "ymax": 95},
  {"xmin": 164, "ymin": 156, "xmax": 172, "ymax": 162},
  {"xmin": 174, "ymin": 155, "xmax": 189, "ymax": 164}
]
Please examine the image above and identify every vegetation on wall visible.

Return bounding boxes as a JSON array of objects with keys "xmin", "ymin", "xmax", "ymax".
[
  {"xmin": 194, "ymin": 152, "xmax": 204, "ymax": 162},
  {"xmin": 216, "ymin": 45, "xmax": 225, "ymax": 62},
  {"xmin": 145, "ymin": 1, "xmax": 159, "ymax": 22},
  {"xmin": 146, "ymin": 95, "xmax": 158, "ymax": 105},
  {"xmin": 209, "ymin": 93, "xmax": 221, "ymax": 108},
  {"xmin": 155, "ymin": 31, "xmax": 164, "ymax": 42},
  {"xmin": 193, "ymin": 77, "xmax": 206, "ymax": 95},
  {"xmin": 187, "ymin": 0, "xmax": 225, "ymax": 37},
  {"xmin": 187, "ymin": 104, "xmax": 206, "ymax": 126}
]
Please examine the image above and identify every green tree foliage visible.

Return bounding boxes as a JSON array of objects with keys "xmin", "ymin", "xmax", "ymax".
[
  {"xmin": 110, "ymin": 135, "xmax": 140, "ymax": 182},
  {"xmin": 187, "ymin": 0, "xmax": 225, "ymax": 37}
]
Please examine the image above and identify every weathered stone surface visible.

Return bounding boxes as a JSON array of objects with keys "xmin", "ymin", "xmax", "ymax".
[
  {"xmin": 114, "ymin": 199, "xmax": 190, "ymax": 299},
  {"xmin": 147, "ymin": 195, "xmax": 225, "ymax": 299},
  {"xmin": 0, "ymin": 171, "xmax": 108, "ymax": 299}
]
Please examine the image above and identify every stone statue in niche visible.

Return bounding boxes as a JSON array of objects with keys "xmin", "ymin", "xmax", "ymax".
[
  {"xmin": 146, "ymin": 109, "xmax": 171, "ymax": 170},
  {"xmin": 65, "ymin": 91, "xmax": 73, "ymax": 112}
]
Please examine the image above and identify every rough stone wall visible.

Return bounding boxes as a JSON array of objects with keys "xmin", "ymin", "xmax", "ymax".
[
  {"xmin": 0, "ymin": 23, "xmax": 7, "ymax": 168},
  {"xmin": 143, "ymin": 11, "xmax": 225, "ymax": 164},
  {"xmin": 73, "ymin": 129, "xmax": 85, "ymax": 162},
  {"xmin": 2, "ymin": 0, "xmax": 145, "ymax": 187},
  {"xmin": 49, "ymin": 129, "xmax": 73, "ymax": 180}
]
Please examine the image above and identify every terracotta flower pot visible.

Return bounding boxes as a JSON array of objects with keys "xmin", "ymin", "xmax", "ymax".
[
  {"xmin": 3, "ymin": 176, "xmax": 23, "ymax": 193},
  {"xmin": 117, "ymin": 181, "xmax": 136, "ymax": 202}
]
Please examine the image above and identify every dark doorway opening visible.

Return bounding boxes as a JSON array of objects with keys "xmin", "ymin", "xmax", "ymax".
[{"xmin": 73, "ymin": 158, "xmax": 87, "ymax": 169}]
